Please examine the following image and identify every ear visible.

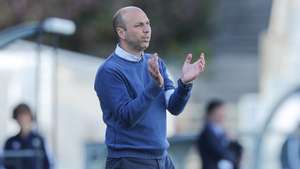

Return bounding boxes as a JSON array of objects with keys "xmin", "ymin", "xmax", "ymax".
[{"xmin": 116, "ymin": 27, "xmax": 126, "ymax": 40}]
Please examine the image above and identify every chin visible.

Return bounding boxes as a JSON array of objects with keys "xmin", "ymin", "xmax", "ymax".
[
  {"xmin": 139, "ymin": 45, "xmax": 148, "ymax": 51},
  {"xmin": 142, "ymin": 43, "xmax": 150, "ymax": 49}
]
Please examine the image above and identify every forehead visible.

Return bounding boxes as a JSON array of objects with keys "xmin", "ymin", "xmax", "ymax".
[
  {"xmin": 122, "ymin": 9, "xmax": 149, "ymax": 25},
  {"xmin": 17, "ymin": 111, "xmax": 32, "ymax": 117},
  {"xmin": 212, "ymin": 105, "xmax": 225, "ymax": 113}
]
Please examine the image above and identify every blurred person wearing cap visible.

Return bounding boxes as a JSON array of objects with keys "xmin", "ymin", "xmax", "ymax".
[
  {"xmin": 3, "ymin": 103, "xmax": 52, "ymax": 169},
  {"xmin": 197, "ymin": 99, "xmax": 243, "ymax": 169},
  {"xmin": 94, "ymin": 6, "xmax": 206, "ymax": 169}
]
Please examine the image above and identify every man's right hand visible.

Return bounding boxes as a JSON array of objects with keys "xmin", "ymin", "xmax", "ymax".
[{"xmin": 148, "ymin": 53, "xmax": 164, "ymax": 87}]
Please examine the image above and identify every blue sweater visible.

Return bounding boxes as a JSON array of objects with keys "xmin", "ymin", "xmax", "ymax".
[{"xmin": 94, "ymin": 52, "xmax": 192, "ymax": 159}]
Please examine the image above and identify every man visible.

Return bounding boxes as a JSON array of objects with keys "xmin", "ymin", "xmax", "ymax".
[
  {"xmin": 197, "ymin": 99, "xmax": 242, "ymax": 169},
  {"xmin": 3, "ymin": 103, "xmax": 52, "ymax": 169},
  {"xmin": 94, "ymin": 6, "xmax": 206, "ymax": 169}
]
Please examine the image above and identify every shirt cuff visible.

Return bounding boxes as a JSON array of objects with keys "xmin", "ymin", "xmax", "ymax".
[
  {"xmin": 176, "ymin": 79, "xmax": 192, "ymax": 96},
  {"xmin": 178, "ymin": 79, "xmax": 193, "ymax": 89}
]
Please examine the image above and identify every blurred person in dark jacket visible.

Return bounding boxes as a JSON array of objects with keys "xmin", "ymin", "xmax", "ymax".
[
  {"xmin": 3, "ymin": 103, "xmax": 52, "ymax": 169},
  {"xmin": 197, "ymin": 99, "xmax": 243, "ymax": 169}
]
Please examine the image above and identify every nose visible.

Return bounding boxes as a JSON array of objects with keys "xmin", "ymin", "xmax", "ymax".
[{"xmin": 143, "ymin": 25, "xmax": 151, "ymax": 34}]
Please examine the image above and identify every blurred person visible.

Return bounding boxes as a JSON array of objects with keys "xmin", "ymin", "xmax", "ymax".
[
  {"xmin": 227, "ymin": 140, "xmax": 243, "ymax": 169},
  {"xmin": 280, "ymin": 122, "xmax": 300, "ymax": 169},
  {"xmin": 94, "ymin": 6, "xmax": 206, "ymax": 169},
  {"xmin": 3, "ymin": 103, "xmax": 52, "ymax": 169},
  {"xmin": 196, "ymin": 99, "xmax": 243, "ymax": 169},
  {"xmin": 0, "ymin": 149, "xmax": 4, "ymax": 169}
]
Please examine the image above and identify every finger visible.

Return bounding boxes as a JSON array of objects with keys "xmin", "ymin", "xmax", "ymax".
[
  {"xmin": 199, "ymin": 63, "xmax": 205, "ymax": 71},
  {"xmin": 152, "ymin": 53, "xmax": 161, "ymax": 75},
  {"xmin": 201, "ymin": 52, "xmax": 206, "ymax": 69},
  {"xmin": 148, "ymin": 56, "xmax": 157, "ymax": 69},
  {"xmin": 200, "ymin": 52, "xmax": 205, "ymax": 59},
  {"xmin": 198, "ymin": 62, "xmax": 205, "ymax": 72},
  {"xmin": 153, "ymin": 52, "xmax": 158, "ymax": 59},
  {"xmin": 195, "ymin": 52, "xmax": 205, "ymax": 68},
  {"xmin": 149, "ymin": 53, "xmax": 157, "ymax": 66},
  {"xmin": 195, "ymin": 52, "xmax": 204, "ymax": 62},
  {"xmin": 149, "ymin": 59, "xmax": 161, "ymax": 77},
  {"xmin": 148, "ymin": 55, "xmax": 155, "ymax": 64},
  {"xmin": 148, "ymin": 59, "xmax": 155, "ymax": 73},
  {"xmin": 200, "ymin": 52, "xmax": 205, "ymax": 64},
  {"xmin": 149, "ymin": 70, "xmax": 161, "ymax": 85},
  {"xmin": 199, "ymin": 59, "xmax": 205, "ymax": 66},
  {"xmin": 153, "ymin": 53, "xmax": 159, "ymax": 69},
  {"xmin": 151, "ymin": 52, "xmax": 158, "ymax": 58},
  {"xmin": 151, "ymin": 52, "xmax": 159, "ymax": 63},
  {"xmin": 148, "ymin": 66, "xmax": 159, "ymax": 79},
  {"xmin": 185, "ymin": 53, "xmax": 193, "ymax": 64},
  {"xmin": 149, "ymin": 59, "xmax": 160, "ymax": 75},
  {"xmin": 149, "ymin": 64, "xmax": 158, "ymax": 77},
  {"xmin": 158, "ymin": 75, "xmax": 164, "ymax": 87}
]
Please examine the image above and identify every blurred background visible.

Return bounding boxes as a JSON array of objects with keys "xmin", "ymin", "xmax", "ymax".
[{"xmin": 0, "ymin": 0, "xmax": 300, "ymax": 169}]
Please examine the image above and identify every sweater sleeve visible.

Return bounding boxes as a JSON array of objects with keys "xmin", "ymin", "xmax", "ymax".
[
  {"xmin": 160, "ymin": 60, "xmax": 192, "ymax": 116},
  {"xmin": 94, "ymin": 66, "xmax": 162, "ymax": 127}
]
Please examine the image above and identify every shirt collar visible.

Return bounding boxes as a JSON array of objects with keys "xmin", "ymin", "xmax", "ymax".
[
  {"xmin": 208, "ymin": 121, "xmax": 224, "ymax": 135},
  {"xmin": 115, "ymin": 44, "xmax": 143, "ymax": 62}
]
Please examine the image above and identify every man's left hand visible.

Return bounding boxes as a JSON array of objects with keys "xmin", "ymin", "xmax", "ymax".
[{"xmin": 180, "ymin": 52, "xmax": 206, "ymax": 84}]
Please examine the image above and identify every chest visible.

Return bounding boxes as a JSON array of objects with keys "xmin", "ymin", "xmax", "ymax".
[
  {"xmin": 121, "ymin": 65, "xmax": 155, "ymax": 95},
  {"xmin": 9, "ymin": 137, "xmax": 42, "ymax": 150}
]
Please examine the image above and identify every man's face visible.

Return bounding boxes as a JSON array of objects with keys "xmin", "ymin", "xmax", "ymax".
[
  {"xmin": 211, "ymin": 105, "xmax": 226, "ymax": 125},
  {"xmin": 16, "ymin": 112, "xmax": 32, "ymax": 132},
  {"xmin": 121, "ymin": 9, "xmax": 151, "ymax": 51}
]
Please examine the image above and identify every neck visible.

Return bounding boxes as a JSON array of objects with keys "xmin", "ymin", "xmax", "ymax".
[
  {"xmin": 208, "ymin": 119, "xmax": 219, "ymax": 125},
  {"xmin": 119, "ymin": 42, "xmax": 143, "ymax": 56},
  {"xmin": 20, "ymin": 129, "xmax": 31, "ymax": 138}
]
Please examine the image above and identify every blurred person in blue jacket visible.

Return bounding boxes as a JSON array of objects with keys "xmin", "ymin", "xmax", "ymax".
[
  {"xmin": 280, "ymin": 122, "xmax": 300, "ymax": 169},
  {"xmin": 0, "ymin": 149, "xmax": 4, "ymax": 169},
  {"xmin": 94, "ymin": 6, "xmax": 206, "ymax": 169},
  {"xmin": 3, "ymin": 103, "xmax": 52, "ymax": 169},
  {"xmin": 197, "ymin": 99, "xmax": 243, "ymax": 169}
]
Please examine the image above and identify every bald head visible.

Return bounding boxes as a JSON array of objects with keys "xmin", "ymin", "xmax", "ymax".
[
  {"xmin": 112, "ymin": 6, "xmax": 146, "ymax": 38},
  {"xmin": 112, "ymin": 6, "xmax": 151, "ymax": 53}
]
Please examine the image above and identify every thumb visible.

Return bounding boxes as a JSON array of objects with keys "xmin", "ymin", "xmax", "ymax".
[
  {"xmin": 185, "ymin": 53, "xmax": 192, "ymax": 64},
  {"xmin": 152, "ymin": 52, "xmax": 158, "ymax": 58}
]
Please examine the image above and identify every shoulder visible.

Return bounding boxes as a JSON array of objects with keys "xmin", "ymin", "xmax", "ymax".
[
  {"xmin": 98, "ymin": 54, "xmax": 119, "ymax": 71},
  {"xmin": 94, "ymin": 54, "xmax": 125, "ymax": 89},
  {"xmin": 95, "ymin": 54, "xmax": 125, "ymax": 79},
  {"xmin": 4, "ymin": 134, "xmax": 20, "ymax": 149},
  {"xmin": 5, "ymin": 135, "xmax": 18, "ymax": 145}
]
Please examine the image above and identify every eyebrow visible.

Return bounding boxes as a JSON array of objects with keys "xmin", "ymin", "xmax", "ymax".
[{"xmin": 134, "ymin": 20, "xmax": 150, "ymax": 25}]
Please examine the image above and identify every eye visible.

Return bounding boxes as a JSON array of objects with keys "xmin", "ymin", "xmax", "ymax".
[{"xmin": 134, "ymin": 23, "xmax": 143, "ymax": 27}]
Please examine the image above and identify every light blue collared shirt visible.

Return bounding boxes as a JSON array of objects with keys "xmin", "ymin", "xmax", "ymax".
[
  {"xmin": 115, "ymin": 44, "xmax": 143, "ymax": 62},
  {"xmin": 114, "ymin": 44, "xmax": 175, "ymax": 106}
]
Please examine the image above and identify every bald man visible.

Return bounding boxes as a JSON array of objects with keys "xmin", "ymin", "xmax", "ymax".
[{"xmin": 94, "ymin": 6, "xmax": 206, "ymax": 169}]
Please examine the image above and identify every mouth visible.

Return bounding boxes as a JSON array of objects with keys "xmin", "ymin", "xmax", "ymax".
[
  {"xmin": 142, "ymin": 37, "xmax": 150, "ymax": 41},
  {"xmin": 142, "ymin": 39, "xmax": 150, "ymax": 43}
]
